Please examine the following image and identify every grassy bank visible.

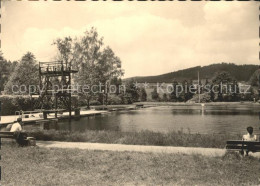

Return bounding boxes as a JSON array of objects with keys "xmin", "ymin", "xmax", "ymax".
[
  {"xmin": 1, "ymin": 144, "xmax": 259, "ymax": 185},
  {"xmin": 27, "ymin": 130, "xmax": 242, "ymax": 148}
]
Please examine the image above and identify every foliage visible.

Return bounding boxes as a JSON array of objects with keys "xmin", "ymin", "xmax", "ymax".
[
  {"xmin": 169, "ymin": 81, "xmax": 178, "ymax": 102},
  {"xmin": 189, "ymin": 93, "xmax": 211, "ymax": 103},
  {"xmin": 124, "ymin": 79, "xmax": 139, "ymax": 103},
  {"xmin": 107, "ymin": 94, "xmax": 123, "ymax": 105},
  {"xmin": 0, "ymin": 51, "xmax": 18, "ymax": 92},
  {"xmin": 4, "ymin": 52, "xmax": 39, "ymax": 95},
  {"xmin": 89, "ymin": 100, "xmax": 102, "ymax": 106},
  {"xmin": 240, "ymin": 87, "xmax": 256, "ymax": 101},
  {"xmin": 211, "ymin": 71, "xmax": 241, "ymax": 102},
  {"xmin": 110, "ymin": 77, "xmax": 123, "ymax": 95},
  {"xmin": 248, "ymin": 68, "xmax": 260, "ymax": 86},
  {"xmin": 182, "ymin": 80, "xmax": 196, "ymax": 102},
  {"xmin": 211, "ymin": 71, "xmax": 234, "ymax": 84},
  {"xmin": 0, "ymin": 95, "xmax": 34, "ymax": 115},
  {"xmin": 53, "ymin": 27, "xmax": 124, "ymax": 108},
  {"xmin": 151, "ymin": 87, "xmax": 159, "ymax": 101},
  {"xmin": 162, "ymin": 93, "xmax": 168, "ymax": 102},
  {"xmin": 138, "ymin": 87, "xmax": 147, "ymax": 101}
]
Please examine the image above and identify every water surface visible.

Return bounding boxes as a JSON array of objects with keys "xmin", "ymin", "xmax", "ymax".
[{"xmin": 58, "ymin": 106, "xmax": 260, "ymax": 134}]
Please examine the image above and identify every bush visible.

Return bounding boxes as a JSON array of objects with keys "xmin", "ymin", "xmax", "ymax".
[
  {"xmin": 107, "ymin": 94, "xmax": 123, "ymax": 105},
  {"xmin": 162, "ymin": 93, "xmax": 168, "ymax": 102},
  {"xmin": 151, "ymin": 88, "xmax": 160, "ymax": 101},
  {"xmin": 189, "ymin": 93, "xmax": 211, "ymax": 103},
  {"xmin": 89, "ymin": 100, "xmax": 101, "ymax": 105},
  {"xmin": 0, "ymin": 95, "xmax": 33, "ymax": 115}
]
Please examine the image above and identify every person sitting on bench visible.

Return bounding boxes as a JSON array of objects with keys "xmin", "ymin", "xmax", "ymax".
[
  {"xmin": 242, "ymin": 126, "xmax": 257, "ymax": 141},
  {"xmin": 10, "ymin": 118, "xmax": 23, "ymax": 132},
  {"xmin": 10, "ymin": 118, "xmax": 28, "ymax": 146},
  {"xmin": 242, "ymin": 126, "xmax": 257, "ymax": 156}
]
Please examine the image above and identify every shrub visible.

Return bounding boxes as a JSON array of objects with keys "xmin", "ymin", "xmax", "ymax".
[
  {"xmin": 162, "ymin": 93, "xmax": 168, "ymax": 102},
  {"xmin": 189, "ymin": 93, "xmax": 211, "ymax": 103},
  {"xmin": 89, "ymin": 100, "xmax": 101, "ymax": 105},
  {"xmin": 151, "ymin": 88, "xmax": 160, "ymax": 101},
  {"xmin": 107, "ymin": 94, "xmax": 123, "ymax": 105},
  {"xmin": 0, "ymin": 95, "xmax": 33, "ymax": 115}
]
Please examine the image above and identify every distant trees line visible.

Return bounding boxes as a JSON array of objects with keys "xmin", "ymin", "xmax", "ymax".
[{"xmin": 127, "ymin": 70, "xmax": 259, "ymax": 103}]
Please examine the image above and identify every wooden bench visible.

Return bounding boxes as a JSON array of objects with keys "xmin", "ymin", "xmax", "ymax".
[
  {"xmin": 0, "ymin": 131, "xmax": 25, "ymax": 138},
  {"xmin": 226, "ymin": 140, "xmax": 260, "ymax": 154},
  {"xmin": 0, "ymin": 131, "xmax": 36, "ymax": 146}
]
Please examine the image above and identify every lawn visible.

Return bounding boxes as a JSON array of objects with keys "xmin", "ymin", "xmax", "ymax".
[{"xmin": 1, "ymin": 144, "xmax": 260, "ymax": 185}]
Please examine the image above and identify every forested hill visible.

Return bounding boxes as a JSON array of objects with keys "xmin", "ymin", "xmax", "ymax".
[{"xmin": 124, "ymin": 63, "xmax": 258, "ymax": 83}]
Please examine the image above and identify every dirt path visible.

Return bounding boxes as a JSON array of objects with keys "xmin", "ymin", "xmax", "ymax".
[{"xmin": 37, "ymin": 141, "xmax": 260, "ymax": 158}]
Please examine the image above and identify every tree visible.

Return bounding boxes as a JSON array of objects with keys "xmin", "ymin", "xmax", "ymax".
[
  {"xmin": 181, "ymin": 80, "xmax": 195, "ymax": 102},
  {"xmin": 54, "ymin": 27, "xmax": 124, "ymax": 108},
  {"xmin": 4, "ymin": 52, "xmax": 39, "ymax": 95},
  {"xmin": 95, "ymin": 46, "xmax": 124, "ymax": 104},
  {"xmin": 210, "ymin": 84, "xmax": 215, "ymax": 102},
  {"xmin": 241, "ymin": 86, "xmax": 255, "ymax": 101},
  {"xmin": 248, "ymin": 67, "xmax": 260, "ymax": 87},
  {"xmin": 0, "ymin": 51, "xmax": 17, "ymax": 93},
  {"xmin": 169, "ymin": 80, "xmax": 178, "ymax": 102},
  {"xmin": 139, "ymin": 87, "xmax": 147, "ymax": 101},
  {"xmin": 217, "ymin": 84, "xmax": 223, "ymax": 101},
  {"xmin": 151, "ymin": 87, "xmax": 159, "ymax": 101},
  {"xmin": 110, "ymin": 77, "xmax": 123, "ymax": 95},
  {"xmin": 248, "ymin": 67, "xmax": 260, "ymax": 100},
  {"xmin": 229, "ymin": 80, "xmax": 240, "ymax": 101},
  {"xmin": 162, "ymin": 93, "xmax": 168, "ymax": 102},
  {"xmin": 125, "ymin": 79, "xmax": 139, "ymax": 103},
  {"xmin": 212, "ymin": 71, "xmax": 234, "ymax": 85},
  {"xmin": 211, "ymin": 71, "xmax": 235, "ymax": 102},
  {"xmin": 53, "ymin": 37, "xmax": 74, "ymax": 69}
]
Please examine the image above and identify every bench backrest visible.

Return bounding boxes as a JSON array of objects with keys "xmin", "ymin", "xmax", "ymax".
[
  {"xmin": 0, "ymin": 131, "xmax": 27, "ymax": 137},
  {"xmin": 0, "ymin": 131, "xmax": 15, "ymax": 135},
  {"xmin": 226, "ymin": 140, "xmax": 260, "ymax": 151},
  {"xmin": 226, "ymin": 140, "xmax": 260, "ymax": 146}
]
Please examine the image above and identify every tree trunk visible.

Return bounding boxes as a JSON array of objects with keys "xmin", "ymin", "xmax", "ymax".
[{"xmin": 87, "ymin": 98, "xmax": 90, "ymax": 110}]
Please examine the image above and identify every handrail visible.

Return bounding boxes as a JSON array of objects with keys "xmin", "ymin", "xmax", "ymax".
[{"xmin": 39, "ymin": 61, "xmax": 62, "ymax": 65}]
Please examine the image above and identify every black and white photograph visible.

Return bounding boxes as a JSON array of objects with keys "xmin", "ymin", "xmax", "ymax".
[{"xmin": 0, "ymin": 1, "xmax": 259, "ymax": 185}]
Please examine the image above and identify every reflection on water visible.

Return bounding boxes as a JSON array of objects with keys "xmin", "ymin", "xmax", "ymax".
[{"xmin": 58, "ymin": 106, "xmax": 260, "ymax": 135}]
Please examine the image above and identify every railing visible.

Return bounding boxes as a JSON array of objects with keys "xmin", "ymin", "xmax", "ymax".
[{"xmin": 39, "ymin": 61, "xmax": 72, "ymax": 73}]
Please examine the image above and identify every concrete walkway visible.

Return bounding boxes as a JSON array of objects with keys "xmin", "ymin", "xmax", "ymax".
[
  {"xmin": 0, "ymin": 110, "xmax": 108, "ymax": 125},
  {"xmin": 36, "ymin": 141, "xmax": 260, "ymax": 158}
]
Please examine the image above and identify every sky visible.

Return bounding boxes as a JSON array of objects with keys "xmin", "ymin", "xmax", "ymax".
[{"xmin": 1, "ymin": 1, "xmax": 259, "ymax": 78}]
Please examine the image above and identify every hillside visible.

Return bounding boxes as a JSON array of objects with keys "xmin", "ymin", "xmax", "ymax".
[{"xmin": 124, "ymin": 63, "xmax": 258, "ymax": 83}]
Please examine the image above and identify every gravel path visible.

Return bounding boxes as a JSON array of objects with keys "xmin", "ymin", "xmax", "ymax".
[{"xmin": 37, "ymin": 141, "xmax": 260, "ymax": 158}]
